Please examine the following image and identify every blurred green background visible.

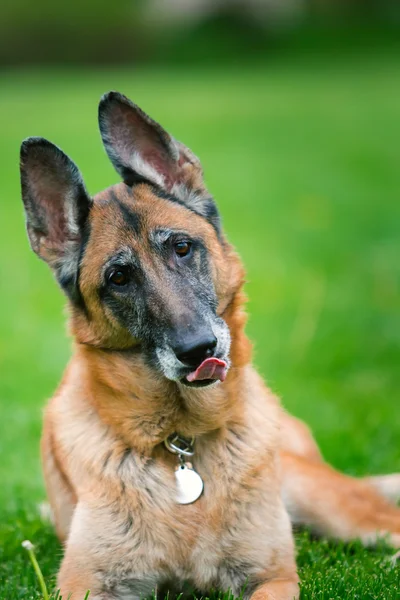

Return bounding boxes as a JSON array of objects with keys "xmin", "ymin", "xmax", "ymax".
[{"xmin": 1, "ymin": 1, "xmax": 400, "ymax": 598}]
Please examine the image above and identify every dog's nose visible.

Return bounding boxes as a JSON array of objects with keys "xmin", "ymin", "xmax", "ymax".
[{"xmin": 173, "ymin": 335, "xmax": 217, "ymax": 368}]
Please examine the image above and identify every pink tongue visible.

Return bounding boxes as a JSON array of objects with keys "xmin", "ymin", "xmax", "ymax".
[{"xmin": 186, "ymin": 357, "xmax": 228, "ymax": 383}]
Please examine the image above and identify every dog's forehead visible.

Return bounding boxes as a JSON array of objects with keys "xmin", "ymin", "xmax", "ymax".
[{"xmin": 84, "ymin": 182, "xmax": 215, "ymax": 266}]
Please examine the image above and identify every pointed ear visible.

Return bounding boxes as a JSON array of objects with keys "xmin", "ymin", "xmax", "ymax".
[
  {"xmin": 98, "ymin": 91, "xmax": 181, "ymax": 189},
  {"xmin": 98, "ymin": 92, "xmax": 221, "ymax": 233},
  {"xmin": 20, "ymin": 137, "xmax": 92, "ymax": 300},
  {"xmin": 98, "ymin": 93, "xmax": 220, "ymax": 225}
]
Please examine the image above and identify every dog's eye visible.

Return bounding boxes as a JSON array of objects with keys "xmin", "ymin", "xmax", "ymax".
[
  {"xmin": 108, "ymin": 268, "xmax": 130, "ymax": 286},
  {"xmin": 174, "ymin": 241, "xmax": 192, "ymax": 257}
]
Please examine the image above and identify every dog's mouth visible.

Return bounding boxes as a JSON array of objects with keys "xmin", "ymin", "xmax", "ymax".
[{"xmin": 181, "ymin": 357, "xmax": 228, "ymax": 387}]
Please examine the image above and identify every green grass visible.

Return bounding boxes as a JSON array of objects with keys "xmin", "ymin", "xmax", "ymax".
[{"xmin": 1, "ymin": 50, "xmax": 400, "ymax": 598}]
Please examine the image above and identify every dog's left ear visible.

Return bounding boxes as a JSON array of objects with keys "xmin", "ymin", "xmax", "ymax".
[{"xmin": 98, "ymin": 92, "xmax": 220, "ymax": 231}]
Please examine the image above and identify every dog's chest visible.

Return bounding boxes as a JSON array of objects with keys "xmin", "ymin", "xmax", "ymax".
[{"xmin": 98, "ymin": 429, "xmax": 273, "ymax": 594}]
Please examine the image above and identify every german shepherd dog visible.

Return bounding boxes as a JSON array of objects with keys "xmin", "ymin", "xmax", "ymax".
[{"xmin": 20, "ymin": 92, "xmax": 400, "ymax": 600}]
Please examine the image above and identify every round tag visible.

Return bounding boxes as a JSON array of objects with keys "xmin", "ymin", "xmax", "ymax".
[{"xmin": 174, "ymin": 463, "xmax": 204, "ymax": 504}]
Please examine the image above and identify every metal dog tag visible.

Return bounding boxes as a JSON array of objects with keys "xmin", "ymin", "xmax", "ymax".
[
  {"xmin": 174, "ymin": 462, "xmax": 204, "ymax": 505},
  {"xmin": 164, "ymin": 433, "xmax": 204, "ymax": 504}
]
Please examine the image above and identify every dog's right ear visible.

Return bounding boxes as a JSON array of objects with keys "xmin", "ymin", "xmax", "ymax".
[
  {"xmin": 98, "ymin": 92, "xmax": 222, "ymax": 235},
  {"xmin": 98, "ymin": 91, "xmax": 183, "ymax": 189},
  {"xmin": 20, "ymin": 137, "xmax": 92, "ymax": 296}
]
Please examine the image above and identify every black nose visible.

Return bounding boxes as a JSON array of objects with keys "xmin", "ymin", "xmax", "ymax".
[{"xmin": 173, "ymin": 335, "xmax": 217, "ymax": 368}]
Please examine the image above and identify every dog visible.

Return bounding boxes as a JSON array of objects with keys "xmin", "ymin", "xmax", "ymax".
[{"xmin": 20, "ymin": 92, "xmax": 400, "ymax": 600}]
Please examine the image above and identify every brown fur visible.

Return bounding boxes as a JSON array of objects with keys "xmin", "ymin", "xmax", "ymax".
[
  {"xmin": 20, "ymin": 96, "xmax": 400, "ymax": 600},
  {"xmin": 41, "ymin": 184, "xmax": 400, "ymax": 599},
  {"xmin": 39, "ymin": 182, "xmax": 298, "ymax": 599}
]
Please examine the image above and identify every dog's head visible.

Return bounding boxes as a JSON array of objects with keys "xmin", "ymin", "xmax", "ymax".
[{"xmin": 20, "ymin": 93, "xmax": 243, "ymax": 387}]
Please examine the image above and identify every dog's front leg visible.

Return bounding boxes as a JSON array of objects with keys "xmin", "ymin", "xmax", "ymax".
[
  {"xmin": 249, "ymin": 576, "xmax": 299, "ymax": 600},
  {"xmin": 57, "ymin": 502, "xmax": 159, "ymax": 600},
  {"xmin": 55, "ymin": 502, "xmax": 110, "ymax": 599},
  {"xmin": 58, "ymin": 554, "xmax": 158, "ymax": 600},
  {"xmin": 58, "ymin": 554, "xmax": 105, "ymax": 600}
]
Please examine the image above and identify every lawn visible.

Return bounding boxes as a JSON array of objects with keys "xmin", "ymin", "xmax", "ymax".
[{"xmin": 1, "ymin": 50, "xmax": 400, "ymax": 598}]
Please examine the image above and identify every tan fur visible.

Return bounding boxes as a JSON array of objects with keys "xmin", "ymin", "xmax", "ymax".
[{"xmin": 39, "ymin": 183, "xmax": 400, "ymax": 600}]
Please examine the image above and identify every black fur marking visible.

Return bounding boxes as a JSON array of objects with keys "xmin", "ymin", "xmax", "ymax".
[
  {"xmin": 99, "ymin": 253, "xmax": 157, "ymax": 348},
  {"xmin": 102, "ymin": 450, "xmax": 112, "ymax": 471},
  {"xmin": 75, "ymin": 220, "xmax": 92, "ymax": 315},
  {"xmin": 115, "ymin": 199, "xmax": 142, "ymax": 236},
  {"xmin": 121, "ymin": 166, "xmax": 150, "ymax": 187},
  {"xmin": 151, "ymin": 186, "xmax": 222, "ymax": 239},
  {"xmin": 118, "ymin": 448, "xmax": 131, "ymax": 473},
  {"xmin": 75, "ymin": 187, "xmax": 92, "ymax": 230},
  {"xmin": 57, "ymin": 219, "xmax": 91, "ymax": 315},
  {"xmin": 203, "ymin": 198, "xmax": 222, "ymax": 236},
  {"xmin": 121, "ymin": 513, "xmax": 134, "ymax": 534},
  {"xmin": 152, "ymin": 186, "xmax": 194, "ymax": 210},
  {"xmin": 144, "ymin": 485, "xmax": 154, "ymax": 500}
]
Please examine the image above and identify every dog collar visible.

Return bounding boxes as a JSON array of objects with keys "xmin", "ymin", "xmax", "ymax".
[{"xmin": 164, "ymin": 433, "xmax": 204, "ymax": 504}]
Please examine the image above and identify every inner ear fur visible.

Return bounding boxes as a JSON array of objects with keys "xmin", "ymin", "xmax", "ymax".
[{"xmin": 98, "ymin": 91, "xmax": 180, "ymax": 189}]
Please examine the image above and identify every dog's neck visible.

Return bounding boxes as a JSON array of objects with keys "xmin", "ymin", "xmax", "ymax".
[{"xmin": 72, "ymin": 289, "xmax": 252, "ymax": 454}]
